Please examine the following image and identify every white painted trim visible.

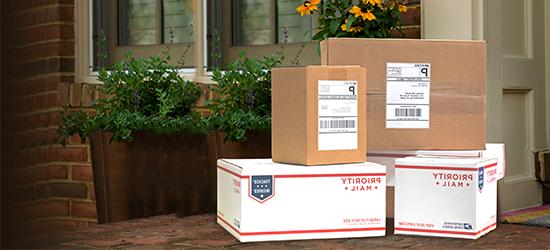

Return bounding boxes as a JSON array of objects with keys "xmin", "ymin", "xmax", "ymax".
[
  {"xmin": 501, "ymin": 89, "xmax": 537, "ymax": 186},
  {"xmin": 421, "ymin": 0, "xmax": 482, "ymax": 40},
  {"xmin": 502, "ymin": 0, "xmax": 534, "ymax": 60}
]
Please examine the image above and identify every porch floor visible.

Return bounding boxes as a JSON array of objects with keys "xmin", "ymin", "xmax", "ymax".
[{"xmin": 31, "ymin": 214, "xmax": 550, "ymax": 249}]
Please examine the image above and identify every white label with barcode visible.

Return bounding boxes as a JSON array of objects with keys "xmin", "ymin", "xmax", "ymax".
[
  {"xmin": 386, "ymin": 63, "xmax": 430, "ymax": 129},
  {"xmin": 318, "ymin": 80, "xmax": 358, "ymax": 151}
]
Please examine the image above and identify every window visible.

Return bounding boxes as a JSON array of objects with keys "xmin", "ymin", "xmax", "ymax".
[
  {"xmin": 209, "ymin": 0, "xmax": 320, "ymax": 69},
  {"xmin": 82, "ymin": 0, "xmax": 320, "ymax": 79},
  {"xmin": 93, "ymin": 0, "xmax": 196, "ymax": 69}
]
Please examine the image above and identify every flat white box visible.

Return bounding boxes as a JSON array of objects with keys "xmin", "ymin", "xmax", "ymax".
[
  {"xmin": 394, "ymin": 157, "xmax": 499, "ymax": 239},
  {"xmin": 368, "ymin": 143, "xmax": 506, "ymax": 186},
  {"xmin": 217, "ymin": 159, "xmax": 386, "ymax": 242}
]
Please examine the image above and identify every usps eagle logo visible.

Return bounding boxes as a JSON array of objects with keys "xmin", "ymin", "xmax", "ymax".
[
  {"xmin": 478, "ymin": 167, "xmax": 484, "ymax": 193},
  {"xmin": 250, "ymin": 175, "xmax": 274, "ymax": 203}
]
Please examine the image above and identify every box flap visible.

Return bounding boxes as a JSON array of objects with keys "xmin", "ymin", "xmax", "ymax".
[{"xmin": 219, "ymin": 159, "xmax": 386, "ymax": 176}]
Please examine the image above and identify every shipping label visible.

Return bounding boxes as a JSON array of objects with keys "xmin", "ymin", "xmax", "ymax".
[
  {"xmin": 318, "ymin": 80, "xmax": 358, "ymax": 151},
  {"xmin": 386, "ymin": 63, "xmax": 430, "ymax": 128}
]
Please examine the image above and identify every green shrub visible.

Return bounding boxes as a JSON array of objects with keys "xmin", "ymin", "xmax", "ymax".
[
  {"xmin": 207, "ymin": 51, "xmax": 283, "ymax": 142},
  {"xmin": 58, "ymin": 52, "xmax": 203, "ymax": 145}
]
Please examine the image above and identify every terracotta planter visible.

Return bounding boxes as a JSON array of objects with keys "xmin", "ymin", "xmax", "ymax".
[{"xmin": 90, "ymin": 130, "xmax": 271, "ymax": 224}]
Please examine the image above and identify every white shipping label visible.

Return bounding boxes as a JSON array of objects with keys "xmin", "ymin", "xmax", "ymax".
[
  {"xmin": 386, "ymin": 63, "xmax": 431, "ymax": 129},
  {"xmin": 318, "ymin": 80, "xmax": 358, "ymax": 151}
]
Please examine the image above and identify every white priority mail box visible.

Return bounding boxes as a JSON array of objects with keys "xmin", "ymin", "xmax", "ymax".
[
  {"xmin": 368, "ymin": 143, "xmax": 506, "ymax": 186},
  {"xmin": 394, "ymin": 157, "xmax": 499, "ymax": 239},
  {"xmin": 217, "ymin": 159, "xmax": 386, "ymax": 242}
]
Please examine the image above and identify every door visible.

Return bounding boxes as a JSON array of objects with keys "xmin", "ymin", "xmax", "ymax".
[
  {"xmin": 487, "ymin": 0, "xmax": 547, "ymax": 211},
  {"xmin": 422, "ymin": 0, "xmax": 548, "ymax": 212}
]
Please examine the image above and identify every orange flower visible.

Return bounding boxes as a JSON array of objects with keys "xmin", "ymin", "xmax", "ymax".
[
  {"xmin": 363, "ymin": 0, "xmax": 382, "ymax": 6},
  {"xmin": 398, "ymin": 4, "xmax": 408, "ymax": 13},
  {"xmin": 341, "ymin": 23, "xmax": 363, "ymax": 33},
  {"xmin": 296, "ymin": 0, "xmax": 321, "ymax": 16},
  {"xmin": 349, "ymin": 6, "xmax": 376, "ymax": 21}
]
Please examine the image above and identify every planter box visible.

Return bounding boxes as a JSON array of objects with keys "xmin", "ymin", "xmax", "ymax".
[{"xmin": 91, "ymin": 130, "xmax": 271, "ymax": 224}]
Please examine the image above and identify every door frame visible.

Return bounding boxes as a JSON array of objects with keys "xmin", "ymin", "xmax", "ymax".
[{"xmin": 422, "ymin": 0, "xmax": 548, "ymax": 211}]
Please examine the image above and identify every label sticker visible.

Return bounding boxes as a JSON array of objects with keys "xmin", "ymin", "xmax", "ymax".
[
  {"xmin": 386, "ymin": 63, "xmax": 430, "ymax": 128},
  {"xmin": 318, "ymin": 80, "xmax": 358, "ymax": 151}
]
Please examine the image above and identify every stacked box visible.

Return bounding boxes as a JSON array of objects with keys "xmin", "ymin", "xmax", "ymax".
[
  {"xmin": 321, "ymin": 38, "xmax": 487, "ymax": 150},
  {"xmin": 394, "ymin": 157, "xmax": 499, "ymax": 239},
  {"xmin": 217, "ymin": 159, "xmax": 386, "ymax": 242},
  {"xmin": 271, "ymin": 66, "xmax": 367, "ymax": 165}
]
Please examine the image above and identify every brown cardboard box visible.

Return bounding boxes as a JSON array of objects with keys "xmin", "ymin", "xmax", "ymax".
[
  {"xmin": 272, "ymin": 66, "xmax": 367, "ymax": 165},
  {"xmin": 321, "ymin": 38, "xmax": 486, "ymax": 150}
]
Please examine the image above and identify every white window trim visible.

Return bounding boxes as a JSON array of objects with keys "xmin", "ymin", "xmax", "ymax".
[{"xmin": 75, "ymin": 0, "xmax": 212, "ymax": 84}]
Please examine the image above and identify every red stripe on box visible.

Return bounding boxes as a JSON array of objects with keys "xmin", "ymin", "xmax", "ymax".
[
  {"xmin": 218, "ymin": 215, "xmax": 385, "ymax": 236},
  {"xmin": 483, "ymin": 162, "xmax": 498, "ymax": 169},
  {"xmin": 275, "ymin": 173, "xmax": 386, "ymax": 178},
  {"xmin": 395, "ymin": 223, "xmax": 497, "ymax": 236},
  {"xmin": 217, "ymin": 165, "xmax": 385, "ymax": 179},
  {"xmin": 395, "ymin": 162, "xmax": 496, "ymax": 172}
]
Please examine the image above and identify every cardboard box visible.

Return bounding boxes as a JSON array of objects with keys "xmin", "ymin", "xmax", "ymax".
[
  {"xmin": 368, "ymin": 143, "xmax": 506, "ymax": 187},
  {"xmin": 394, "ymin": 157, "xmax": 498, "ymax": 239},
  {"xmin": 321, "ymin": 38, "xmax": 486, "ymax": 150},
  {"xmin": 272, "ymin": 66, "xmax": 367, "ymax": 165},
  {"xmin": 217, "ymin": 159, "xmax": 386, "ymax": 242}
]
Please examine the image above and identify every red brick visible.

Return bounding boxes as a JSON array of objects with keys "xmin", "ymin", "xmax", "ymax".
[
  {"xmin": 55, "ymin": 147, "xmax": 88, "ymax": 162},
  {"xmin": 72, "ymin": 165, "xmax": 93, "ymax": 181},
  {"xmin": 49, "ymin": 182, "xmax": 88, "ymax": 198},
  {"xmin": 70, "ymin": 83, "xmax": 82, "ymax": 107},
  {"xmin": 81, "ymin": 84, "xmax": 97, "ymax": 107},
  {"xmin": 17, "ymin": 200, "xmax": 69, "ymax": 222},
  {"xmin": 401, "ymin": 6, "xmax": 420, "ymax": 26},
  {"xmin": 45, "ymin": 92, "xmax": 60, "ymax": 108},
  {"xmin": 88, "ymin": 184, "xmax": 96, "ymax": 200},
  {"xmin": 59, "ymin": 82, "xmax": 71, "ymax": 107},
  {"xmin": 48, "ymin": 164, "xmax": 68, "ymax": 179},
  {"xmin": 48, "ymin": 128, "xmax": 58, "ymax": 144},
  {"xmin": 13, "ymin": 166, "xmax": 48, "ymax": 185},
  {"xmin": 49, "ymin": 111, "xmax": 61, "ymax": 126},
  {"xmin": 71, "ymin": 201, "xmax": 97, "ymax": 218}
]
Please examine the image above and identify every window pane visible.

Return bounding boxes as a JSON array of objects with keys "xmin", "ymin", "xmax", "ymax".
[
  {"xmin": 118, "ymin": 0, "xmax": 157, "ymax": 46},
  {"xmin": 232, "ymin": 0, "xmax": 271, "ymax": 46},
  {"xmin": 163, "ymin": 0, "xmax": 194, "ymax": 44},
  {"xmin": 277, "ymin": 0, "xmax": 318, "ymax": 43}
]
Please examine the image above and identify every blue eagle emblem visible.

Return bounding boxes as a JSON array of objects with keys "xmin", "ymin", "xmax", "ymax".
[
  {"xmin": 250, "ymin": 175, "xmax": 274, "ymax": 202},
  {"xmin": 478, "ymin": 167, "xmax": 484, "ymax": 192}
]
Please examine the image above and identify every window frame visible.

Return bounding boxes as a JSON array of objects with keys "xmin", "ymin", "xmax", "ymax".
[
  {"xmin": 76, "ymin": 0, "xmax": 207, "ymax": 84},
  {"xmin": 75, "ymin": 0, "xmax": 319, "ymax": 84}
]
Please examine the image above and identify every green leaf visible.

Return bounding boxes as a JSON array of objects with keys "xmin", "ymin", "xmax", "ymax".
[{"xmin": 329, "ymin": 20, "xmax": 340, "ymax": 34}]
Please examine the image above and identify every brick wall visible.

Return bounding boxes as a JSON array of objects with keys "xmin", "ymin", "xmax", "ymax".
[
  {"xmin": 1, "ymin": 0, "xmax": 420, "ymax": 246},
  {"xmin": 1, "ymin": 0, "xmax": 95, "ymax": 247}
]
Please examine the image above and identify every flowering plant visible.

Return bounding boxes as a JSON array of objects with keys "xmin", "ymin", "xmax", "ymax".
[{"xmin": 297, "ymin": 0, "xmax": 408, "ymax": 40}]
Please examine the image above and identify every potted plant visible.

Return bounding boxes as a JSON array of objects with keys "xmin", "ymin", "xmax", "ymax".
[
  {"xmin": 206, "ymin": 51, "xmax": 284, "ymax": 158},
  {"xmin": 58, "ymin": 52, "xmax": 214, "ymax": 223},
  {"xmin": 296, "ymin": 0, "xmax": 407, "ymax": 39}
]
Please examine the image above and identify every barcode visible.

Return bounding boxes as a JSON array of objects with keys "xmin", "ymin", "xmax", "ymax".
[
  {"xmin": 395, "ymin": 108, "xmax": 422, "ymax": 117},
  {"xmin": 320, "ymin": 120, "xmax": 355, "ymax": 129}
]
